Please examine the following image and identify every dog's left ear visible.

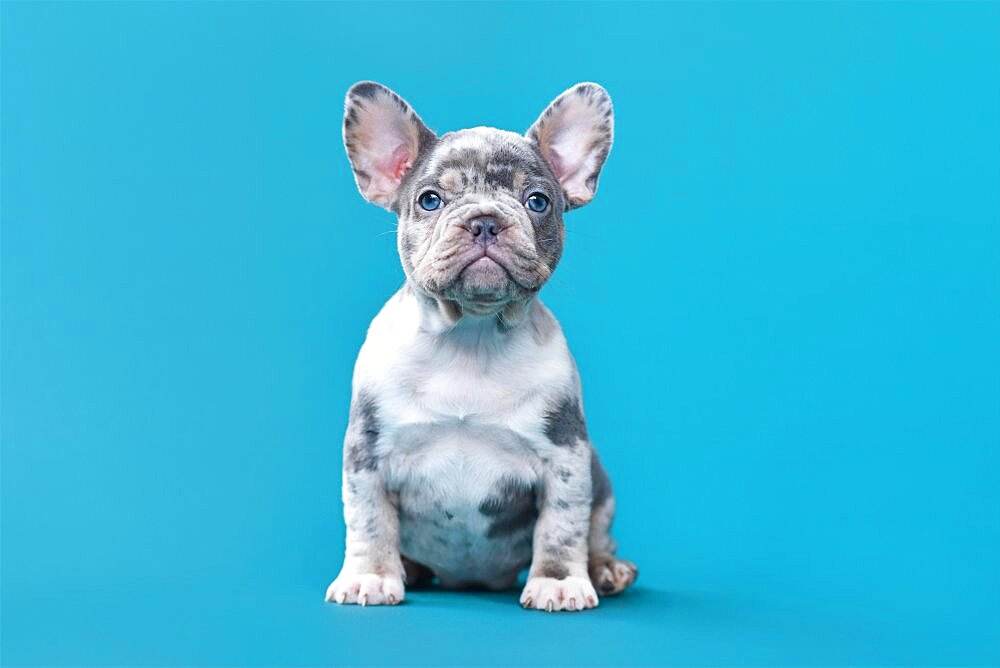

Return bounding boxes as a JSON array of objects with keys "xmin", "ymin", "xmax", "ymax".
[
  {"xmin": 527, "ymin": 83, "xmax": 614, "ymax": 209},
  {"xmin": 343, "ymin": 81, "xmax": 436, "ymax": 209}
]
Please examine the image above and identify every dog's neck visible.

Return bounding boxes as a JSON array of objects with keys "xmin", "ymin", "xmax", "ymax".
[{"xmin": 405, "ymin": 281, "xmax": 535, "ymax": 341}]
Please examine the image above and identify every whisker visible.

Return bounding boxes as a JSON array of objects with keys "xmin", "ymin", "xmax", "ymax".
[{"xmin": 564, "ymin": 228, "xmax": 601, "ymax": 241}]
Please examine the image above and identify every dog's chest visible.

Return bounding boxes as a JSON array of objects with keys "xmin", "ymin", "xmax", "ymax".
[
  {"xmin": 352, "ymin": 294, "xmax": 578, "ymax": 583},
  {"xmin": 385, "ymin": 338, "xmax": 562, "ymax": 425},
  {"xmin": 376, "ymin": 346, "xmax": 550, "ymax": 521},
  {"xmin": 385, "ymin": 422, "xmax": 539, "ymax": 583}
]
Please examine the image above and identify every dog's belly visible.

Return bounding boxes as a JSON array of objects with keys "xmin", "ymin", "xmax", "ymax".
[{"xmin": 389, "ymin": 421, "xmax": 538, "ymax": 587}]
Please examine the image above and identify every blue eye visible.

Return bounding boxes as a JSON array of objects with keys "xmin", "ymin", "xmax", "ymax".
[
  {"xmin": 526, "ymin": 192, "xmax": 549, "ymax": 213},
  {"xmin": 418, "ymin": 191, "xmax": 442, "ymax": 211}
]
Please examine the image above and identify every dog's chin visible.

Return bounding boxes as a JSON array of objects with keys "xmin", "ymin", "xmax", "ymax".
[
  {"xmin": 412, "ymin": 250, "xmax": 546, "ymax": 321},
  {"xmin": 451, "ymin": 256, "xmax": 516, "ymax": 314}
]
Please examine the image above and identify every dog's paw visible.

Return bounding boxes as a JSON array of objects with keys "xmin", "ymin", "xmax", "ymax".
[
  {"xmin": 519, "ymin": 576, "xmax": 598, "ymax": 612},
  {"xmin": 588, "ymin": 554, "xmax": 638, "ymax": 595},
  {"xmin": 325, "ymin": 572, "xmax": 405, "ymax": 606}
]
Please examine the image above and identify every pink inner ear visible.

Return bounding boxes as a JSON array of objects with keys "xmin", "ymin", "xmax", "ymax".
[
  {"xmin": 365, "ymin": 143, "xmax": 415, "ymax": 205},
  {"xmin": 383, "ymin": 143, "xmax": 413, "ymax": 182},
  {"xmin": 547, "ymin": 148, "xmax": 566, "ymax": 180}
]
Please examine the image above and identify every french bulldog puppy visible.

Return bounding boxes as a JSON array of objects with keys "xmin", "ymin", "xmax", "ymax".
[{"xmin": 325, "ymin": 81, "xmax": 637, "ymax": 612}]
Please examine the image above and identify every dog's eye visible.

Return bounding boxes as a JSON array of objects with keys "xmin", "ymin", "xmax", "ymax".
[
  {"xmin": 526, "ymin": 192, "xmax": 549, "ymax": 213},
  {"xmin": 418, "ymin": 191, "xmax": 443, "ymax": 211}
]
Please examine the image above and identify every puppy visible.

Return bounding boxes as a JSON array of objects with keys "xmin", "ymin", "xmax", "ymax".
[{"xmin": 325, "ymin": 81, "xmax": 637, "ymax": 612}]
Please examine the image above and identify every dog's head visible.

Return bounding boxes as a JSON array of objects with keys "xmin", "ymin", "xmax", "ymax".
[{"xmin": 343, "ymin": 81, "xmax": 613, "ymax": 322}]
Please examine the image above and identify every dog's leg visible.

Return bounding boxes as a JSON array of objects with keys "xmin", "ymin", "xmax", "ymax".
[
  {"xmin": 325, "ymin": 470, "xmax": 405, "ymax": 605},
  {"xmin": 587, "ymin": 491, "xmax": 638, "ymax": 596},
  {"xmin": 520, "ymin": 442, "xmax": 598, "ymax": 612},
  {"xmin": 325, "ymin": 395, "xmax": 405, "ymax": 606}
]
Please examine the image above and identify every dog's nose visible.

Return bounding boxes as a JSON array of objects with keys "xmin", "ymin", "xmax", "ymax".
[{"xmin": 468, "ymin": 217, "xmax": 502, "ymax": 246}]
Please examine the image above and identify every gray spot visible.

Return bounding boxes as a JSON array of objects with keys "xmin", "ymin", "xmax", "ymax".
[
  {"xmin": 487, "ymin": 506, "xmax": 537, "ymax": 538},
  {"xmin": 555, "ymin": 466, "xmax": 573, "ymax": 482},
  {"xmin": 591, "ymin": 448, "xmax": 612, "ymax": 506},
  {"xmin": 479, "ymin": 476, "xmax": 534, "ymax": 516},
  {"xmin": 479, "ymin": 475, "xmax": 538, "ymax": 538},
  {"xmin": 544, "ymin": 396, "xmax": 588, "ymax": 447},
  {"xmin": 537, "ymin": 561, "xmax": 569, "ymax": 580},
  {"xmin": 543, "ymin": 546, "xmax": 570, "ymax": 563},
  {"xmin": 347, "ymin": 81, "xmax": 384, "ymax": 101},
  {"xmin": 344, "ymin": 391, "xmax": 380, "ymax": 473}
]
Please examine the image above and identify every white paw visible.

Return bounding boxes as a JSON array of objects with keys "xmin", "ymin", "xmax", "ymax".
[
  {"xmin": 519, "ymin": 576, "xmax": 599, "ymax": 612},
  {"xmin": 325, "ymin": 572, "xmax": 405, "ymax": 606}
]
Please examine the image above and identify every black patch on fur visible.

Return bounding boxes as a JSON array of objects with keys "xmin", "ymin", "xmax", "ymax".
[
  {"xmin": 487, "ymin": 506, "xmax": 537, "ymax": 538},
  {"xmin": 479, "ymin": 476, "xmax": 538, "ymax": 537},
  {"xmin": 542, "ymin": 545, "xmax": 570, "ymax": 563},
  {"xmin": 344, "ymin": 391, "xmax": 380, "ymax": 473},
  {"xmin": 484, "ymin": 163, "xmax": 516, "ymax": 189},
  {"xmin": 537, "ymin": 561, "xmax": 569, "ymax": 580},
  {"xmin": 544, "ymin": 396, "xmax": 588, "ymax": 447},
  {"xmin": 348, "ymin": 81, "xmax": 383, "ymax": 100},
  {"xmin": 591, "ymin": 449, "xmax": 612, "ymax": 506}
]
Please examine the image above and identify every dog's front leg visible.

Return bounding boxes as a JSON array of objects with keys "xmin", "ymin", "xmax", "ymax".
[
  {"xmin": 520, "ymin": 443, "xmax": 599, "ymax": 612},
  {"xmin": 325, "ymin": 397, "xmax": 404, "ymax": 606}
]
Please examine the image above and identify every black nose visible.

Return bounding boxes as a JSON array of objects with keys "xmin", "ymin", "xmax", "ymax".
[{"xmin": 468, "ymin": 217, "xmax": 502, "ymax": 246}]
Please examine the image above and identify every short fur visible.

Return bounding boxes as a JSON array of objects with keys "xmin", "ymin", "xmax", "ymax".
[{"xmin": 326, "ymin": 81, "xmax": 637, "ymax": 611}]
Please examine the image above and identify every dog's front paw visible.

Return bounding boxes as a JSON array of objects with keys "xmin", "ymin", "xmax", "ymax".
[
  {"xmin": 325, "ymin": 572, "xmax": 405, "ymax": 606},
  {"xmin": 520, "ymin": 576, "xmax": 598, "ymax": 612}
]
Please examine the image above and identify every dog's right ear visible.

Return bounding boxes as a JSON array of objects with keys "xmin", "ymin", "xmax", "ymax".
[{"xmin": 343, "ymin": 82, "xmax": 436, "ymax": 209}]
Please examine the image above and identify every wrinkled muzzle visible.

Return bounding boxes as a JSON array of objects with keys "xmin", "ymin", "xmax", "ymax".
[{"xmin": 406, "ymin": 195, "xmax": 554, "ymax": 313}]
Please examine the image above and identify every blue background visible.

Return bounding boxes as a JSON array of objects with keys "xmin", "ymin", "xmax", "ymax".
[{"xmin": 3, "ymin": 2, "xmax": 999, "ymax": 665}]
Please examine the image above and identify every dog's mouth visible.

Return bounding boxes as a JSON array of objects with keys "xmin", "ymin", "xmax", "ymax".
[
  {"xmin": 463, "ymin": 253, "xmax": 505, "ymax": 275},
  {"xmin": 456, "ymin": 254, "xmax": 513, "ymax": 298}
]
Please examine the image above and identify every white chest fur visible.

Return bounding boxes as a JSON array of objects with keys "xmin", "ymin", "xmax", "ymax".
[
  {"xmin": 347, "ymin": 287, "xmax": 580, "ymax": 583},
  {"xmin": 353, "ymin": 287, "xmax": 577, "ymax": 438}
]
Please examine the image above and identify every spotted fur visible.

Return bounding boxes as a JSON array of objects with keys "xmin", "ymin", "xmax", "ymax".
[{"xmin": 326, "ymin": 82, "xmax": 636, "ymax": 612}]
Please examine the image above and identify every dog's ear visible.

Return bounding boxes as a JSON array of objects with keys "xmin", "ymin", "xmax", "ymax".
[
  {"xmin": 527, "ymin": 83, "xmax": 614, "ymax": 209},
  {"xmin": 343, "ymin": 82, "xmax": 436, "ymax": 209}
]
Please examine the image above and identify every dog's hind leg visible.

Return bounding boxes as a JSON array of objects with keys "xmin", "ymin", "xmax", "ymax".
[{"xmin": 587, "ymin": 451, "xmax": 638, "ymax": 596}]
